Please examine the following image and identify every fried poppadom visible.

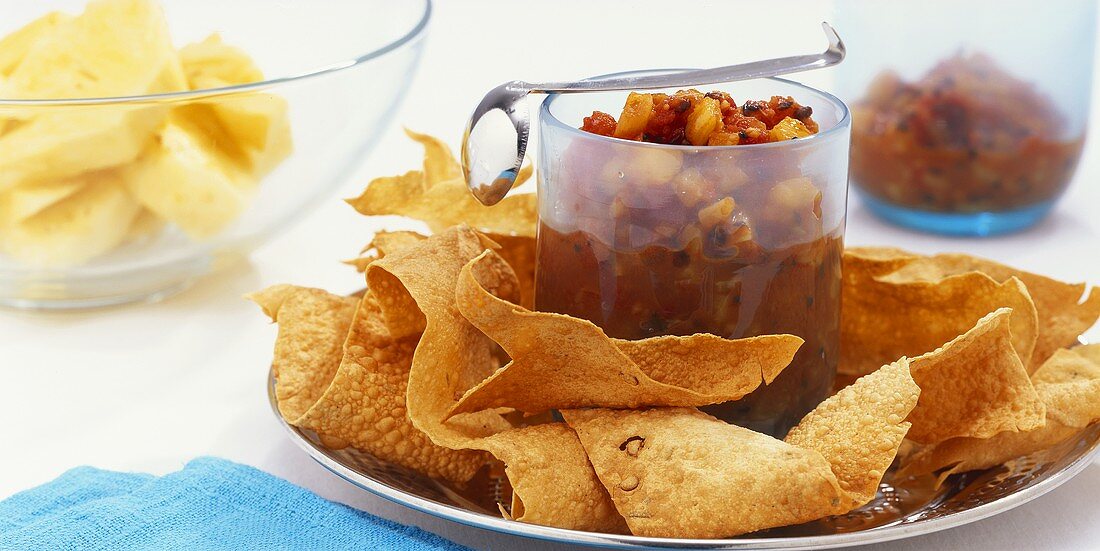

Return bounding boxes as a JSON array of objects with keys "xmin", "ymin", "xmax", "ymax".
[
  {"xmin": 346, "ymin": 130, "xmax": 536, "ymax": 237},
  {"xmin": 881, "ymin": 253, "xmax": 1100, "ymax": 372},
  {"xmin": 365, "ymin": 226, "xmax": 626, "ymax": 530},
  {"xmin": 785, "ymin": 359, "xmax": 920, "ymax": 508},
  {"xmin": 905, "ymin": 308, "xmax": 1045, "ymax": 444},
  {"xmin": 252, "ymin": 285, "xmax": 485, "ymax": 482},
  {"xmin": 249, "ymin": 284, "xmax": 358, "ymax": 424},
  {"xmin": 841, "ymin": 249, "xmax": 1038, "ymax": 377},
  {"xmin": 900, "ymin": 346, "xmax": 1100, "ymax": 478},
  {"xmin": 478, "ymin": 423, "xmax": 628, "ymax": 534},
  {"xmin": 564, "ymin": 407, "xmax": 846, "ymax": 538},
  {"xmin": 449, "ymin": 251, "xmax": 803, "ymax": 416}
]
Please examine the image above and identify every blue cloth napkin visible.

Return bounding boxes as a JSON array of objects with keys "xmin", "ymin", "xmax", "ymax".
[{"xmin": 0, "ymin": 457, "xmax": 468, "ymax": 551}]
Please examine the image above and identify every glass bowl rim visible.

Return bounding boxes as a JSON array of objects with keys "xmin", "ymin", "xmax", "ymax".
[
  {"xmin": 0, "ymin": 0, "xmax": 432, "ymax": 106},
  {"xmin": 540, "ymin": 70, "xmax": 851, "ymax": 152}
]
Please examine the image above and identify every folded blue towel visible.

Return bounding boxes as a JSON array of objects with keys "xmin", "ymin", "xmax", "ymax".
[{"xmin": 0, "ymin": 457, "xmax": 468, "ymax": 551}]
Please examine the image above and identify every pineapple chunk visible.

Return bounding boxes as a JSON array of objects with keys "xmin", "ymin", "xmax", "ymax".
[
  {"xmin": 6, "ymin": 0, "xmax": 185, "ymax": 98},
  {"xmin": 122, "ymin": 208, "xmax": 165, "ymax": 243},
  {"xmin": 0, "ymin": 177, "xmax": 87, "ymax": 225},
  {"xmin": 768, "ymin": 117, "xmax": 812, "ymax": 142},
  {"xmin": 179, "ymin": 34, "xmax": 263, "ymax": 86},
  {"xmin": 0, "ymin": 171, "xmax": 141, "ymax": 267},
  {"xmin": 0, "ymin": 12, "xmax": 72, "ymax": 129},
  {"xmin": 0, "ymin": 0, "xmax": 188, "ymax": 191},
  {"xmin": 179, "ymin": 34, "xmax": 292, "ymax": 177},
  {"xmin": 686, "ymin": 96, "xmax": 723, "ymax": 146},
  {"xmin": 0, "ymin": 11, "xmax": 72, "ymax": 77},
  {"xmin": 0, "ymin": 106, "xmax": 168, "ymax": 191},
  {"xmin": 123, "ymin": 110, "xmax": 254, "ymax": 239}
]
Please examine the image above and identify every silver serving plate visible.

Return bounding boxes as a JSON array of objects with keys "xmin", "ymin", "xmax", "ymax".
[{"xmin": 268, "ymin": 370, "xmax": 1100, "ymax": 549}]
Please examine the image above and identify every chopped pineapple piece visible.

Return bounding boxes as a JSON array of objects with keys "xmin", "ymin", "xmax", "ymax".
[
  {"xmin": 0, "ymin": 171, "xmax": 140, "ymax": 266},
  {"xmin": 614, "ymin": 92, "xmax": 654, "ymax": 140},
  {"xmin": 0, "ymin": 177, "xmax": 87, "ymax": 225},
  {"xmin": 0, "ymin": 2, "xmax": 294, "ymax": 266},
  {"xmin": 0, "ymin": 12, "xmax": 72, "ymax": 77},
  {"xmin": 686, "ymin": 96, "xmax": 723, "ymax": 146},
  {"xmin": 0, "ymin": 106, "xmax": 168, "ymax": 191},
  {"xmin": 6, "ymin": 0, "xmax": 185, "ymax": 99},
  {"xmin": 768, "ymin": 117, "xmax": 812, "ymax": 142},
  {"xmin": 122, "ymin": 208, "xmax": 164, "ymax": 243},
  {"xmin": 179, "ymin": 34, "xmax": 292, "ymax": 177},
  {"xmin": 0, "ymin": 0, "xmax": 188, "ymax": 191},
  {"xmin": 123, "ymin": 110, "xmax": 254, "ymax": 239},
  {"xmin": 179, "ymin": 34, "xmax": 264, "ymax": 86}
]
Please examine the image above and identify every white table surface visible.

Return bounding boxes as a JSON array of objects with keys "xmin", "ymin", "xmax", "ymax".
[{"xmin": 3, "ymin": 1, "xmax": 1100, "ymax": 549}]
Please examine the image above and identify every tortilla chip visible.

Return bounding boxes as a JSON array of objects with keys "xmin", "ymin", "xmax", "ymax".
[
  {"xmin": 249, "ymin": 285, "xmax": 358, "ymax": 422},
  {"xmin": 346, "ymin": 131, "xmax": 537, "ymax": 237},
  {"xmin": 882, "ymin": 253, "xmax": 1100, "ymax": 371},
  {"xmin": 564, "ymin": 407, "xmax": 845, "ymax": 538},
  {"xmin": 900, "ymin": 349, "xmax": 1100, "ymax": 477},
  {"xmin": 449, "ymin": 251, "xmax": 803, "ymax": 416},
  {"xmin": 785, "ymin": 359, "xmax": 920, "ymax": 508},
  {"xmin": 841, "ymin": 249, "xmax": 1038, "ymax": 376},
  {"xmin": 905, "ymin": 308, "xmax": 1045, "ymax": 443},
  {"xmin": 478, "ymin": 423, "xmax": 628, "ymax": 533}
]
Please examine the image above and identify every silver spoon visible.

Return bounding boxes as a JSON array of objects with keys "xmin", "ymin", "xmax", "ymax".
[{"xmin": 461, "ymin": 22, "xmax": 845, "ymax": 207}]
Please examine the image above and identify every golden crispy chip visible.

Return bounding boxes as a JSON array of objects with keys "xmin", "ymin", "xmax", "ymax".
[
  {"xmin": 900, "ymin": 349, "xmax": 1100, "ymax": 477},
  {"xmin": 844, "ymin": 246, "xmax": 922, "ymax": 268},
  {"xmin": 898, "ymin": 422, "xmax": 1080, "ymax": 479},
  {"xmin": 1076, "ymin": 343, "xmax": 1100, "ymax": 366},
  {"xmin": 1033, "ymin": 347, "xmax": 1100, "ymax": 384},
  {"xmin": 841, "ymin": 248, "xmax": 1038, "ymax": 376},
  {"xmin": 612, "ymin": 333, "xmax": 798, "ymax": 392},
  {"xmin": 905, "ymin": 308, "xmax": 1045, "ymax": 443},
  {"xmin": 248, "ymin": 285, "xmax": 358, "ymax": 423},
  {"xmin": 564, "ymin": 407, "xmax": 845, "ymax": 538},
  {"xmin": 346, "ymin": 131, "xmax": 537, "ymax": 237},
  {"xmin": 296, "ymin": 292, "xmax": 485, "ymax": 482},
  {"xmin": 343, "ymin": 231, "xmax": 535, "ymax": 309},
  {"xmin": 343, "ymin": 231, "xmax": 428, "ymax": 273},
  {"xmin": 366, "ymin": 226, "xmax": 516, "ymax": 448},
  {"xmin": 478, "ymin": 423, "xmax": 628, "ymax": 534},
  {"xmin": 342, "ymin": 255, "xmax": 377, "ymax": 273},
  {"xmin": 882, "ymin": 253, "xmax": 1100, "ymax": 371},
  {"xmin": 252, "ymin": 284, "xmax": 485, "ymax": 481},
  {"xmin": 785, "ymin": 359, "xmax": 920, "ymax": 508},
  {"xmin": 404, "ymin": 128, "xmax": 463, "ymax": 186},
  {"xmin": 366, "ymin": 226, "xmax": 628, "ymax": 526},
  {"xmin": 449, "ymin": 251, "xmax": 803, "ymax": 416}
]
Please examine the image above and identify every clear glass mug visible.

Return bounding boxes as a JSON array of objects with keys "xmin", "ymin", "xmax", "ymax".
[
  {"xmin": 835, "ymin": 0, "xmax": 1096, "ymax": 236},
  {"xmin": 535, "ymin": 76, "xmax": 851, "ymax": 437}
]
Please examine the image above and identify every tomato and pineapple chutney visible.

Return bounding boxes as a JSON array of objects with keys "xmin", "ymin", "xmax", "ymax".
[{"xmin": 535, "ymin": 83, "xmax": 851, "ymax": 436}]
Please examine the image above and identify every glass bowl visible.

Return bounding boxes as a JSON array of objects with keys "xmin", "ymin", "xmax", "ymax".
[
  {"xmin": 0, "ymin": 0, "xmax": 431, "ymax": 309},
  {"xmin": 535, "ymin": 76, "xmax": 851, "ymax": 437},
  {"xmin": 835, "ymin": 0, "xmax": 1096, "ymax": 236}
]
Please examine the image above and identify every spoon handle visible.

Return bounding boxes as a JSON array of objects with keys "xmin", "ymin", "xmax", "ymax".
[{"xmin": 526, "ymin": 22, "xmax": 843, "ymax": 94}]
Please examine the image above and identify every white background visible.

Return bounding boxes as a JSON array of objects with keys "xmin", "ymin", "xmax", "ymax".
[{"xmin": 3, "ymin": 1, "xmax": 1100, "ymax": 550}]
